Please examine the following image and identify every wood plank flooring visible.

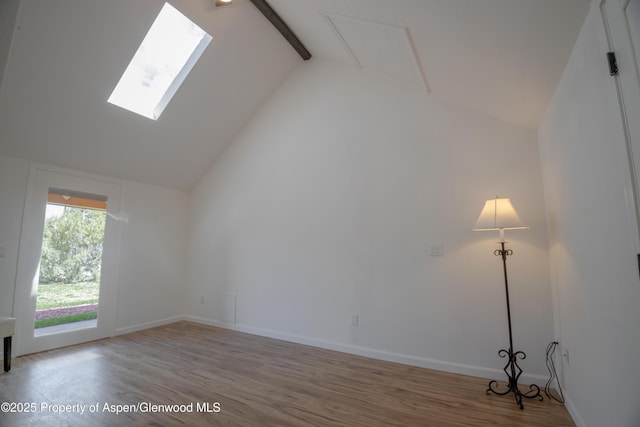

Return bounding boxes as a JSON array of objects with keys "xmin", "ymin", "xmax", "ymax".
[{"xmin": 0, "ymin": 321, "xmax": 574, "ymax": 426}]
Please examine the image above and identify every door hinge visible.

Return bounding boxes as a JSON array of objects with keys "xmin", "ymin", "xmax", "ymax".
[{"xmin": 607, "ymin": 51, "xmax": 619, "ymax": 76}]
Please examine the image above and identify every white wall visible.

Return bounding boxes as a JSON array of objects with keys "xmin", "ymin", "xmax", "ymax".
[
  {"xmin": 0, "ymin": 0, "xmax": 20, "ymax": 92},
  {"xmin": 114, "ymin": 181, "xmax": 189, "ymax": 333},
  {"xmin": 0, "ymin": 155, "xmax": 29, "ymax": 318},
  {"xmin": 537, "ymin": 3, "xmax": 640, "ymax": 426},
  {"xmin": 187, "ymin": 60, "xmax": 554, "ymax": 381},
  {"xmin": 0, "ymin": 155, "xmax": 189, "ymax": 335}
]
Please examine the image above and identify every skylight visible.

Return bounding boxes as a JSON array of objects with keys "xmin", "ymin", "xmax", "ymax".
[{"xmin": 108, "ymin": 3, "xmax": 212, "ymax": 120}]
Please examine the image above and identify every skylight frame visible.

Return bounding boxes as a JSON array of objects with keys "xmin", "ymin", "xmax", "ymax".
[{"xmin": 108, "ymin": 2, "xmax": 212, "ymax": 120}]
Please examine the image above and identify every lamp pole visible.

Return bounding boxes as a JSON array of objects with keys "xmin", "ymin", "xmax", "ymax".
[{"xmin": 486, "ymin": 240, "xmax": 542, "ymax": 409}]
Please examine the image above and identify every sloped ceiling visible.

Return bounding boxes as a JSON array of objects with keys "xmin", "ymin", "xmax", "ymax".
[
  {"xmin": 0, "ymin": 0, "xmax": 590, "ymax": 191},
  {"xmin": 267, "ymin": 0, "xmax": 590, "ymax": 129},
  {"xmin": 0, "ymin": 0, "xmax": 301, "ymax": 191}
]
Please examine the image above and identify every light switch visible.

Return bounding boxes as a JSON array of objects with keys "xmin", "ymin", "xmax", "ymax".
[
  {"xmin": 0, "ymin": 246, "xmax": 6, "ymax": 258},
  {"xmin": 429, "ymin": 243, "xmax": 444, "ymax": 256}
]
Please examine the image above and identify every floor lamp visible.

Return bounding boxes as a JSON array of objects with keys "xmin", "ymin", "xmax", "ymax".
[{"xmin": 473, "ymin": 197, "xmax": 542, "ymax": 409}]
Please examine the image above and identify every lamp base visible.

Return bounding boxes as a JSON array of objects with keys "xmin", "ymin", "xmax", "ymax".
[{"xmin": 486, "ymin": 348, "xmax": 542, "ymax": 409}]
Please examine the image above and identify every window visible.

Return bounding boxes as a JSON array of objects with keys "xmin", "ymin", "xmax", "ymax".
[
  {"xmin": 108, "ymin": 2, "xmax": 212, "ymax": 120},
  {"xmin": 35, "ymin": 189, "xmax": 108, "ymax": 336}
]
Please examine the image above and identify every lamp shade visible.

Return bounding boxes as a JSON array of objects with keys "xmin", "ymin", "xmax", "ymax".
[{"xmin": 473, "ymin": 197, "xmax": 528, "ymax": 231}]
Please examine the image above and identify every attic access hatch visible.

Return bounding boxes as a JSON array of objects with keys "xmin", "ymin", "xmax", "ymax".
[{"xmin": 108, "ymin": 3, "xmax": 212, "ymax": 120}]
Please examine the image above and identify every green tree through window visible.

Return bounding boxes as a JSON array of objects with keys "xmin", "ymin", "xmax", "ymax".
[{"xmin": 39, "ymin": 206, "xmax": 106, "ymax": 284}]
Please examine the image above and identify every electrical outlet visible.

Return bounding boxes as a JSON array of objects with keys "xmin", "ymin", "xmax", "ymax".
[
  {"xmin": 352, "ymin": 314, "xmax": 358, "ymax": 326},
  {"xmin": 200, "ymin": 295, "xmax": 205, "ymax": 304},
  {"xmin": 563, "ymin": 347, "xmax": 570, "ymax": 364}
]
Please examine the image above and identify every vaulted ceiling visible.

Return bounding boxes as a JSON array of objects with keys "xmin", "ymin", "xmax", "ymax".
[{"xmin": 0, "ymin": 0, "xmax": 590, "ymax": 191}]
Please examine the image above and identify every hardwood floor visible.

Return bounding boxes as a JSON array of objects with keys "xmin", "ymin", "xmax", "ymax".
[{"xmin": 0, "ymin": 321, "xmax": 574, "ymax": 426}]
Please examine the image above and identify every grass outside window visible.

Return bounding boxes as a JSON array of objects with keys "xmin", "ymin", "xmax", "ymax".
[
  {"xmin": 35, "ymin": 281, "xmax": 99, "ymax": 329},
  {"xmin": 36, "ymin": 282, "xmax": 99, "ymax": 310}
]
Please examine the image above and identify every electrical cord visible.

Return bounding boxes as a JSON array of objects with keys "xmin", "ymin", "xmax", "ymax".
[{"xmin": 544, "ymin": 341, "xmax": 565, "ymax": 404}]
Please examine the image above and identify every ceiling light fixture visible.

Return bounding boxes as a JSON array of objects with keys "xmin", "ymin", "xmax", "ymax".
[{"xmin": 215, "ymin": 0, "xmax": 234, "ymax": 6}]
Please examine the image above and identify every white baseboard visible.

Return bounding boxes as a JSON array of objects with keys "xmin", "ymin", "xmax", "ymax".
[
  {"xmin": 563, "ymin": 395, "xmax": 587, "ymax": 427},
  {"xmin": 114, "ymin": 315, "xmax": 186, "ymax": 336},
  {"xmin": 183, "ymin": 315, "xmax": 547, "ymax": 385}
]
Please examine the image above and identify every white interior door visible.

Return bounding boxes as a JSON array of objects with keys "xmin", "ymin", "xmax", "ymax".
[
  {"xmin": 14, "ymin": 164, "xmax": 124, "ymax": 356},
  {"xmin": 602, "ymin": 0, "xmax": 640, "ymax": 240}
]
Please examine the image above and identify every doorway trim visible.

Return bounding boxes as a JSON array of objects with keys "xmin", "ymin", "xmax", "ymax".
[{"xmin": 13, "ymin": 163, "xmax": 125, "ymax": 356}]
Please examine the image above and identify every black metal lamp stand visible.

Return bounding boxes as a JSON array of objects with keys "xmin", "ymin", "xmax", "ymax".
[{"xmin": 486, "ymin": 241, "xmax": 542, "ymax": 409}]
